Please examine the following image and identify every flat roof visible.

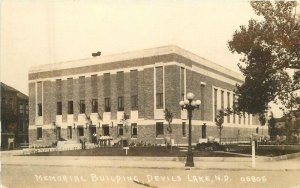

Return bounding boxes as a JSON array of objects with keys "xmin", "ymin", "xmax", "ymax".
[{"xmin": 29, "ymin": 45, "xmax": 244, "ymax": 81}]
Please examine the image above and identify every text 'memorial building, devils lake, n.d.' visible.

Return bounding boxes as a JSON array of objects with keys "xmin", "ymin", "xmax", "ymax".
[{"xmin": 28, "ymin": 45, "xmax": 264, "ymax": 146}]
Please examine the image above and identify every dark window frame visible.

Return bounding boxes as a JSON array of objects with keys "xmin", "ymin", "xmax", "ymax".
[
  {"xmin": 79, "ymin": 100, "xmax": 85, "ymax": 114},
  {"xmin": 131, "ymin": 123, "xmax": 137, "ymax": 138},
  {"xmin": 105, "ymin": 98, "xmax": 111, "ymax": 112},
  {"xmin": 78, "ymin": 127, "xmax": 84, "ymax": 136},
  {"xmin": 214, "ymin": 89, "xmax": 218, "ymax": 121},
  {"xmin": 156, "ymin": 93, "xmax": 163, "ymax": 109},
  {"xmin": 118, "ymin": 124, "xmax": 124, "ymax": 136},
  {"xmin": 37, "ymin": 127, "xmax": 42, "ymax": 140},
  {"xmin": 67, "ymin": 126, "xmax": 72, "ymax": 139},
  {"xmin": 182, "ymin": 122, "xmax": 186, "ymax": 137},
  {"xmin": 102, "ymin": 125, "xmax": 110, "ymax": 136},
  {"xmin": 92, "ymin": 99, "xmax": 98, "ymax": 113},
  {"xmin": 156, "ymin": 122, "xmax": 164, "ymax": 137},
  {"xmin": 118, "ymin": 96, "xmax": 124, "ymax": 111},
  {"xmin": 37, "ymin": 103, "xmax": 42, "ymax": 116},
  {"xmin": 56, "ymin": 101, "xmax": 62, "ymax": 115},
  {"xmin": 68, "ymin": 101, "xmax": 74, "ymax": 114},
  {"xmin": 131, "ymin": 95, "xmax": 138, "ymax": 110}
]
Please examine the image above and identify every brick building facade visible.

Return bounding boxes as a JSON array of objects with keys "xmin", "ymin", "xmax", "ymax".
[
  {"xmin": 1, "ymin": 82, "xmax": 29, "ymax": 149},
  {"xmin": 28, "ymin": 45, "xmax": 263, "ymax": 146}
]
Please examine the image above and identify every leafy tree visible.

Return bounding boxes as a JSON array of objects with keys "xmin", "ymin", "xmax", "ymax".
[
  {"xmin": 268, "ymin": 112, "xmax": 277, "ymax": 139},
  {"xmin": 215, "ymin": 109, "xmax": 225, "ymax": 144},
  {"xmin": 164, "ymin": 109, "xmax": 173, "ymax": 149},
  {"xmin": 228, "ymin": 1, "xmax": 300, "ymax": 115}
]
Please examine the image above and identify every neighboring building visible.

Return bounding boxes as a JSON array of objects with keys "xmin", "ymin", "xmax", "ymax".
[
  {"xmin": 28, "ymin": 45, "xmax": 262, "ymax": 146},
  {"xmin": 1, "ymin": 82, "xmax": 29, "ymax": 149}
]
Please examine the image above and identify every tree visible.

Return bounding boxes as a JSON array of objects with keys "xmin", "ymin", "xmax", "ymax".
[
  {"xmin": 258, "ymin": 113, "xmax": 267, "ymax": 135},
  {"xmin": 215, "ymin": 109, "xmax": 225, "ymax": 144},
  {"xmin": 164, "ymin": 109, "xmax": 173, "ymax": 149},
  {"xmin": 268, "ymin": 112, "xmax": 277, "ymax": 140},
  {"xmin": 228, "ymin": 1, "xmax": 300, "ymax": 115}
]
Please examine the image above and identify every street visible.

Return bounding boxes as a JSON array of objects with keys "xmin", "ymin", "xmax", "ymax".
[{"xmin": 1, "ymin": 154, "xmax": 300, "ymax": 188}]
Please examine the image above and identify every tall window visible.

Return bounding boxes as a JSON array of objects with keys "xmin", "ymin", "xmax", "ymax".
[
  {"xmin": 57, "ymin": 102, "xmax": 62, "ymax": 115},
  {"xmin": 233, "ymin": 94, "xmax": 236, "ymax": 124},
  {"xmin": 37, "ymin": 127, "xmax": 42, "ymax": 140},
  {"xmin": 202, "ymin": 124, "xmax": 207, "ymax": 139},
  {"xmin": 25, "ymin": 104, "xmax": 29, "ymax": 115},
  {"xmin": 68, "ymin": 101, "xmax": 74, "ymax": 114},
  {"xmin": 156, "ymin": 122, "xmax": 164, "ymax": 137},
  {"xmin": 78, "ymin": 127, "xmax": 84, "ymax": 136},
  {"xmin": 131, "ymin": 123, "xmax": 137, "ymax": 138},
  {"xmin": 105, "ymin": 98, "xmax": 111, "ymax": 112},
  {"xmin": 200, "ymin": 84, "xmax": 205, "ymax": 120},
  {"xmin": 80, "ymin": 100, "xmax": 85, "ymax": 114},
  {"xmin": 118, "ymin": 96, "xmax": 124, "ymax": 111},
  {"xmin": 214, "ymin": 89, "xmax": 218, "ymax": 120},
  {"xmin": 182, "ymin": 122, "xmax": 186, "ymax": 137},
  {"xmin": 221, "ymin": 90, "xmax": 224, "ymax": 110},
  {"xmin": 102, "ymin": 125, "xmax": 109, "ymax": 136},
  {"xmin": 92, "ymin": 99, "xmax": 98, "ymax": 113},
  {"xmin": 118, "ymin": 124, "xmax": 124, "ymax": 136},
  {"xmin": 67, "ymin": 126, "xmax": 72, "ymax": 139},
  {"xmin": 227, "ymin": 92, "xmax": 230, "ymax": 123},
  {"xmin": 156, "ymin": 93, "xmax": 163, "ymax": 109},
  {"xmin": 37, "ymin": 103, "xmax": 42, "ymax": 116},
  {"xmin": 131, "ymin": 95, "xmax": 138, "ymax": 110},
  {"xmin": 19, "ymin": 104, "xmax": 24, "ymax": 114}
]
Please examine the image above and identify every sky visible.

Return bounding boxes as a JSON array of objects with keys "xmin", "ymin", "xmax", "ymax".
[{"xmin": 1, "ymin": 0, "xmax": 296, "ymax": 117}]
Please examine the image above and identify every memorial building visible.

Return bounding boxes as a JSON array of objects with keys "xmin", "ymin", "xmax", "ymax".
[{"xmin": 28, "ymin": 45, "xmax": 262, "ymax": 146}]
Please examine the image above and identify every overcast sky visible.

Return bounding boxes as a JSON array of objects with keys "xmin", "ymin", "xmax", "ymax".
[{"xmin": 2, "ymin": 0, "xmax": 294, "ymax": 117}]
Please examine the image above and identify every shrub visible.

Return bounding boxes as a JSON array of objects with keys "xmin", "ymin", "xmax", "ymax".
[{"xmin": 195, "ymin": 142, "xmax": 226, "ymax": 151}]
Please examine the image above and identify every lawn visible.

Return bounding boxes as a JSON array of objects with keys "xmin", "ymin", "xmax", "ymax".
[
  {"xmin": 27, "ymin": 146, "xmax": 244, "ymax": 157},
  {"xmin": 228, "ymin": 148, "xmax": 299, "ymax": 157}
]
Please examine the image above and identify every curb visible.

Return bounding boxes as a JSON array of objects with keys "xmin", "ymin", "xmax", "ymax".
[
  {"xmin": 265, "ymin": 152, "xmax": 300, "ymax": 161},
  {"xmin": 3, "ymin": 163, "xmax": 299, "ymax": 171}
]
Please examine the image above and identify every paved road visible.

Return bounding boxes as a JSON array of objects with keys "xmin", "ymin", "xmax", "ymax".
[{"xmin": 1, "ymin": 153, "xmax": 300, "ymax": 188}]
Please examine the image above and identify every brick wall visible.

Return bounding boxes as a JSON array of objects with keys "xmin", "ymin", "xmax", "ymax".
[
  {"xmin": 165, "ymin": 65, "xmax": 181, "ymax": 119},
  {"xmin": 143, "ymin": 68, "xmax": 154, "ymax": 119},
  {"xmin": 29, "ymin": 83, "xmax": 36, "ymax": 125}
]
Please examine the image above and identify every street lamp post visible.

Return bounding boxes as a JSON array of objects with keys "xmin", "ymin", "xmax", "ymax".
[{"xmin": 179, "ymin": 92, "xmax": 201, "ymax": 167}]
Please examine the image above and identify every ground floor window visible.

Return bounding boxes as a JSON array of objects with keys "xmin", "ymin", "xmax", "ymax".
[
  {"xmin": 67, "ymin": 126, "xmax": 72, "ymax": 139},
  {"xmin": 102, "ymin": 125, "xmax": 110, "ymax": 136},
  {"xmin": 131, "ymin": 123, "xmax": 137, "ymax": 138},
  {"xmin": 56, "ymin": 127, "xmax": 61, "ymax": 140},
  {"xmin": 156, "ymin": 122, "xmax": 164, "ymax": 137},
  {"xmin": 37, "ymin": 127, "xmax": 42, "ymax": 140},
  {"xmin": 118, "ymin": 124, "xmax": 124, "ymax": 136},
  {"xmin": 78, "ymin": 127, "xmax": 84, "ymax": 136},
  {"xmin": 202, "ymin": 124, "xmax": 207, "ymax": 139},
  {"xmin": 182, "ymin": 122, "xmax": 186, "ymax": 137}
]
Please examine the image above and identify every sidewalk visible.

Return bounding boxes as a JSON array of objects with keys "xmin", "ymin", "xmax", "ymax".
[{"xmin": 1, "ymin": 152, "xmax": 300, "ymax": 171}]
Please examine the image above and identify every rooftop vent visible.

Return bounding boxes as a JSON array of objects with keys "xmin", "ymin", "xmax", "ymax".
[{"xmin": 92, "ymin": 51, "xmax": 101, "ymax": 57}]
